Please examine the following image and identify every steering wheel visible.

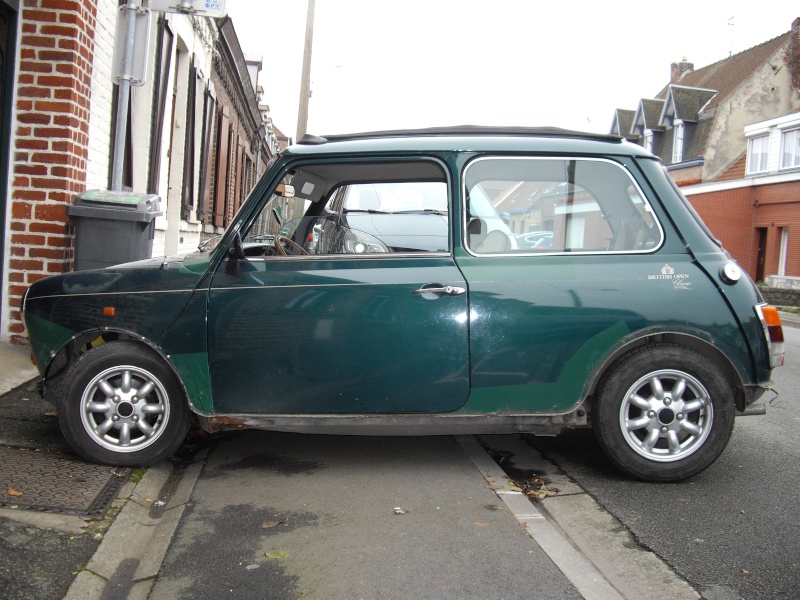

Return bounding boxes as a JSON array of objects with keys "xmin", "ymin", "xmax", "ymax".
[{"xmin": 273, "ymin": 235, "xmax": 309, "ymax": 256}]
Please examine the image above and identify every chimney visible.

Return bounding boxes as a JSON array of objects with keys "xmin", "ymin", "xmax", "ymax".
[
  {"xmin": 671, "ymin": 58, "xmax": 694, "ymax": 83},
  {"xmin": 791, "ymin": 18, "xmax": 800, "ymax": 91}
]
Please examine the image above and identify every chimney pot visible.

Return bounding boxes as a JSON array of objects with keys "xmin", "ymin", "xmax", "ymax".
[{"xmin": 671, "ymin": 60, "xmax": 694, "ymax": 83}]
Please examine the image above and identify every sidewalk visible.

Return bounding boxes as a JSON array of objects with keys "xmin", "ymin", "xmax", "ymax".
[
  {"xmin": 0, "ymin": 341, "xmax": 195, "ymax": 600},
  {"xmin": 0, "ymin": 341, "xmax": 38, "ymax": 393},
  {"xmin": 778, "ymin": 309, "xmax": 800, "ymax": 329}
]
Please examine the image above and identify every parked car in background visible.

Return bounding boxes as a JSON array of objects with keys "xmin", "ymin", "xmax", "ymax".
[
  {"xmin": 516, "ymin": 231, "xmax": 553, "ymax": 250},
  {"xmin": 22, "ymin": 126, "xmax": 784, "ymax": 482}
]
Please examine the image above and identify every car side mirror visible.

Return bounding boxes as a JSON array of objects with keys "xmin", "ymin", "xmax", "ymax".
[{"xmin": 228, "ymin": 231, "xmax": 246, "ymax": 261}]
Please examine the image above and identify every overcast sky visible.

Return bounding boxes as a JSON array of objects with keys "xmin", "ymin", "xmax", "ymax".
[{"xmin": 223, "ymin": 1, "xmax": 800, "ymax": 141}]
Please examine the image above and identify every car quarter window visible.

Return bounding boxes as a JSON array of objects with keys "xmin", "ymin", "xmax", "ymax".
[
  {"xmin": 463, "ymin": 157, "xmax": 661, "ymax": 254},
  {"xmin": 241, "ymin": 162, "xmax": 450, "ymax": 257}
]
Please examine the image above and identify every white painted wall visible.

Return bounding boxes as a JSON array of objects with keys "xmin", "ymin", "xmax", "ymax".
[
  {"xmin": 152, "ymin": 13, "xmax": 216, "ymax": 257},
  {"xmin": 703, "ymin": 47, "xmax": 800, "ymax": 181},
  {"xmin": 86, "ymin": 0, "xmax": 117, "ymax": 191}
]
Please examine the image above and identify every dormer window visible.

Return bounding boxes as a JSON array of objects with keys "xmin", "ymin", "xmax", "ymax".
[
  {"xmin": 672, "ymin": 121, "xmax": 684, "ymax": 163},
  {"xmin": 746, "ymin": 135, "xmax": 769, "ymax": 174}
]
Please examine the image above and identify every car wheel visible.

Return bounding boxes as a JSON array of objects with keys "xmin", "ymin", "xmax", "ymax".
[
  {"xmin": 57, "ymin": 341, "xmax": 190, "ymax": 466},
  {"xmin": 593, "ymin": 344, "xmax": 735, "ymax": 482}
]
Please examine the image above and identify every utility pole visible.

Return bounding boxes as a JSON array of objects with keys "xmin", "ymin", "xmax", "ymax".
[{"xmin": 296, "ymin": 0, "xmax": 315, "ymax": 141}]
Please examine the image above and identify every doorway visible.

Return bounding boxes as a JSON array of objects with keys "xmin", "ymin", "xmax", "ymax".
[{"xmin": 755, "ymin": 227, "xmax": 768, "ymax": 283}]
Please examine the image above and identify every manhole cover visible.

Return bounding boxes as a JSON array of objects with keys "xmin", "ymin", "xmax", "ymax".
[{"xmin": 0, "ymin": 446, "xmax": 131, "ymax": 517}]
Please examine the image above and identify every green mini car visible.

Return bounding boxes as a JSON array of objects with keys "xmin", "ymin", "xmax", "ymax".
[{"xmin": 22, "ymin": 127, "xmax": 785, "ymax": 482}]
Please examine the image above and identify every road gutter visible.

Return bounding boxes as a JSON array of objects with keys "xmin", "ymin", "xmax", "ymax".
[
  {"xmin": 458, "ymin": 435, "xmax": 700, "ymax": 600},
  {"xmin": 457, "ymin": 435, "xmax": 623, "ymax": 600},
  {"xmin": 63, "ymin": 453, "xmax": 205, "ymax": 600}
]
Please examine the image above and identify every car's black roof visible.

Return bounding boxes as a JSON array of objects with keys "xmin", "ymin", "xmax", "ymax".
[{"xmin": 297, "ymin": 126, "xmax": 623, "ymax": 146}]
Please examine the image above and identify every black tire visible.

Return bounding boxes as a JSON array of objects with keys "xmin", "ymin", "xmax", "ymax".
[
  {"xmin": 593, "ymin": 344, "xmax": 735, "ymax": 482},
  {"xmin": 56, "ymin": 341, "xmax": 191, "ymax": 466}
]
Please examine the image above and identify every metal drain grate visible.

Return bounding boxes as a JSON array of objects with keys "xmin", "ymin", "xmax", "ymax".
[{"xmin": 0, "ymin": 446, "xmax": 131, "ymax": 517}]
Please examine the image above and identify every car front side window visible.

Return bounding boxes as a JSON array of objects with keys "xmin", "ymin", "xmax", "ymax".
[{"xmin": 241, "ymin": 164, "xmax": 450, "ymax": 257}]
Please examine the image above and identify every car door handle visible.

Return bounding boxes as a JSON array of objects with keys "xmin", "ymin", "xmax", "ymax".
[{"xmin": 412, "ymin": 285, "xmax": 466, "ymax": 296}]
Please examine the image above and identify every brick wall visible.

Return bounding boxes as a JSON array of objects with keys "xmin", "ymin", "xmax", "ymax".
[
  {"xmin": 753, "ymin": 181, "xmax": 800, "ymax": 278},
  {"xmin": 689, "ymin": 187, "xmax": 756, "ymax": 273},
  {"xmin": 687, "ymin": 180, "xmax": 800, "ymax": 281},
  {"xmin": 6, "ymin": 0, "xmax": 98, "ymax": 344}
]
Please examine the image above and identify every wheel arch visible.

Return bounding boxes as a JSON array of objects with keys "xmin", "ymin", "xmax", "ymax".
[
  {"xmin": 588, "ymin": 331, "xmax": 747, "ymax": 412},
  {"xmin": 42, "ymin": 329, "xmax": 192, "ymax": 410}
]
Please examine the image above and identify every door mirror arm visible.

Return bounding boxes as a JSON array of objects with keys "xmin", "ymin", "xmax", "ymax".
[{"xmin": 228, "ymin": 231, "xmax": 246, "ymax": 260}]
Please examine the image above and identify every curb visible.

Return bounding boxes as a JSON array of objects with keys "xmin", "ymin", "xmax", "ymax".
[
  {"xmin": 778, "ymin": 310, "xmax": 800, "ymax": 329},
  {"xmin": 64, "ymin": 453, "xmax": 205, "ymax": 599}
]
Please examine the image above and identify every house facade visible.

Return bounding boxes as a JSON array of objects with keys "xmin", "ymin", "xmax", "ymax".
[
  {"xmin": 0, "ymin": 1, "xmax": 279, "ymax": 345},
  {"xmin": 611, "ymin": 17, "xmax": 800, "ymax": 284}
]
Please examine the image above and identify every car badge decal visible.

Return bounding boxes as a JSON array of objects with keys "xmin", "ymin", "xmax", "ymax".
[{"xmin": 648, "ymin": 263, "xmax": 692, "ymax": 290}]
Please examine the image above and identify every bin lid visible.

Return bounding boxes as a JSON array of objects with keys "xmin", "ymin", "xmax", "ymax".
[{"xmin": 66, "ymin": 190, "xmax": 162, "ymax": 222}]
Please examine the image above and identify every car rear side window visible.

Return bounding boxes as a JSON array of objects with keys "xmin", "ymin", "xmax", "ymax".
[{"xmin": 463, "ymin": 157, "xmax": 662, "ymax": 254}]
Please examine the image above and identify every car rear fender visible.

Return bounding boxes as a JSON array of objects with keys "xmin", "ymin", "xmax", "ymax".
[{"xmin": 587, "ymin": 330, "xmax": 749, "ymax": 413}]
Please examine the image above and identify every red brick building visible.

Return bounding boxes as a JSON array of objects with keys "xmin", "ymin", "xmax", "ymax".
[
  {"xmin": 684, "ymin": 177, "xmax": 798, "ymax": 282},
  {"xmin": 3, "ymin": 0, "xmax": 98, "ymax": 345},
  {"xmin": 0, "ymin": 2, "xmax": 279, "ymax": 345}
]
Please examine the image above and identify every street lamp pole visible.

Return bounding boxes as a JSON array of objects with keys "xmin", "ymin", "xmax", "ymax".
[{"xmin": 296, "ymin": 0, "xmax": 315, "ymax": 141}]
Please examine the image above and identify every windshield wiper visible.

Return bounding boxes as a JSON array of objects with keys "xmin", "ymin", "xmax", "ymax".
[
  {"xmin": 393, "ymin": 209, "xmax": 448, "ymax": 215},
  {"xmin": 344, "ymin": 208, "xmax": 448, "ymax": 216}
]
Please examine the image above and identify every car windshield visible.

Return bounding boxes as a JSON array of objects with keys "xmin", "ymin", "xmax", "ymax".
[{"xmin": 342, "ymin": 182, "xmax": 447, "ymax": 214}]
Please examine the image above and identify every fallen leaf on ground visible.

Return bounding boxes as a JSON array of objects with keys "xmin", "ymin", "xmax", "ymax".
[
  {"xmin": 473, "ymin": 522, "xmax": 490, "ymax": 527},
  {"xmin": 7, "ymin": 488, "xmax": 23, "ymax": 497},
  {"xmin": 260, "ymin": 520, "xmax": 285, "ymax": 529},
  {"xmin": 265, "ymin": 550, "xmax": 289, "ymax": 559}
]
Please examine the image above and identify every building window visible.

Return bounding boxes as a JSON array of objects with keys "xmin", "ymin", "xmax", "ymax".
[
  {"xmin": 198, "ymin": 83, "xmax": 216, "ymax": 225},
  {"xmin": 778, "ymin": 227, "xmax": 789, "ymax": 276},
  {"xmin": 672, "ymin": 122, "xmax": 684, "ymax": 164},
  {"xmin": 148, "ymin": 17, "xmax": 174, "ymax": 194},
  {"xmin": 746, "ymin": 135, "xmax": 769, "ymax": 175},
  {"xmin": 780, "ymin": 128, "xmax": 800, "ymax": 170},
  {"xmin": 643, "ymin": 131, "xmax": 653, "ymax": 153}
]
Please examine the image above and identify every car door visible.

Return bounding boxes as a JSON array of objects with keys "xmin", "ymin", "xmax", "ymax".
[
  {"xmin": 206, "ymin": 164, "xmax": 470, "ymax": 415},
  {"xmin": 456, "ymin": 155, "xmax": 668, "ymax": 414}
]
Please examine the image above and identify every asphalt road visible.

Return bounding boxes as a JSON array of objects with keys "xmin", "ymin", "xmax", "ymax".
[
  {"xmin": 149, "ymin": 432, "xmax": 583, "ymax": 600},
  {"xmin": 530, "ymin": 327, "xmax": 800, "ymax": 600}
]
